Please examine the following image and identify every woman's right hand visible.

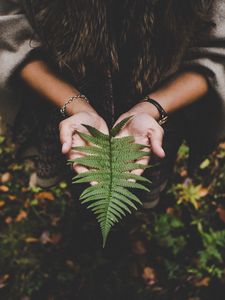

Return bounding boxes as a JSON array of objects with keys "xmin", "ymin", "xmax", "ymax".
[{"xmin": 59, "ymin": 111, "xmax": 109, "ymax": 174}]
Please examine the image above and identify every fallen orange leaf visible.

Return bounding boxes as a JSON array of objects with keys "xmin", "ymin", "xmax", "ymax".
[
  {"xmin": 35, "ymin": 192, "xmax": 55, "ymax": 201},
  {"xmin": 194, "ymin": 277, "xmax": 210, "ymax": 287},
  {"xmin": 199, "ymin": 187, "xmax": 209, "ymax": 197},
  {"xmin": 166, "ymin": 207, "xmax": 175, "ymax": 215},
  {"xmin": 8, "ymin": 195, "xmax": 16, "ymax": 201},
  {"xmin": 219, "ymin": 142, "xmax": 225, "ymax": 150},
  {"xmin": 180, "ymin": 169, "xmax": 188, "ymax": 177},
  {"xmin": 142, "ymin": 267, "xmax": 157, "ymax": 286},
  {"xmin": 0, "ymin": 200, "xmax": 5, "ymax": 207},
  {"xmin": 0, "ymin": 185, "xmax": 9, "ymax": 192},
  {"xmin": 15, "ymin": 210, "xmax": 27, "ymax": 222},
  {"xmin": 1, "ymin": 172, "xmax": 12, "ymax": 183},
  {"xmin": 25, "ymin": 237, "xmax": 39, "ymax": 243}
]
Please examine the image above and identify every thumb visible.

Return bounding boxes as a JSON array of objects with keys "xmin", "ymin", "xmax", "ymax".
[
  {"xmin": 147, "ymin": 128, "xmax": 165, "ymax": 158},
  {"xmin": 60, "ymin": 123, "xmax": 76, "ymax": 154}
]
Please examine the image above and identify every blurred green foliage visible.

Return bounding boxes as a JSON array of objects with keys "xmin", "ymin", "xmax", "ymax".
[{"xmin": 0, "ymin": 135, "xmax": 225, "ymax": 300}]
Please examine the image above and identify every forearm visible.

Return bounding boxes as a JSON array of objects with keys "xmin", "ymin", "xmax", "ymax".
[
  {"xmin": 20, "ymin": 59, "xmax": 96, "ymax": 116},
  {"xmin": 140, "ymin": 71, "xmax": 209, "ymax": 120}
]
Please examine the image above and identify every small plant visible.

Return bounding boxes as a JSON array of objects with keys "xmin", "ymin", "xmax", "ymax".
[{"xmin": 70, "ymin": 116, "xmax": 152, "ymax": 247}]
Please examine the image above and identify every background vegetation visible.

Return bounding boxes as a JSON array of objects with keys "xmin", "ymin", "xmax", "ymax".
[{"xmin": 0, "ymin": 133, "xmax": 225, "ymax": 300}]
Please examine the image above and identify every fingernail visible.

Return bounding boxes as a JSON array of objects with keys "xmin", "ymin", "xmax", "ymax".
[{"xmin": 161, "ymin": 149, "xmax": 166, "ymax": 157}]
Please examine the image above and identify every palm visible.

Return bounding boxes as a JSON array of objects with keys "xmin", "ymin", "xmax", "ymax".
[
  {"xmin": 59, "ymin": 111, "xmax": 109, "ymax": 174},
  {"xmin": 113, "ymin": 113, "xmax": 153, "ymax": 175},
  {"xmin": 115, "ymin": 112, "xmax": 164, "ymax": 175},
  {"xmin": 70, "ymin": 113, "xmax": 109, "ymax": 174}
]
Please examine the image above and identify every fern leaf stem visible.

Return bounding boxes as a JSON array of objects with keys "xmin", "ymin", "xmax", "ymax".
[{"xmin": 102, "ymin": 135, "xmax": 114, "ymax": 248}]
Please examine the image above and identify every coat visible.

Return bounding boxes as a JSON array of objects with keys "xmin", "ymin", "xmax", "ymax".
[{"xmin": 0, "ymin": 0, "xmax": 225, "ymax": 187}]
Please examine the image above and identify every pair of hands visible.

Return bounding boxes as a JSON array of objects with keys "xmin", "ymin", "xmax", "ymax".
[{"xmin": 59, "ymin": 102, "xmax": 165, "ymax": 176}]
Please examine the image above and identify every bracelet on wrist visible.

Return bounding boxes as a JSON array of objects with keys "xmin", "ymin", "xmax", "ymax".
[
  {"xmin": 142, "ymin": 95, "xmax": 168, "ymax": 125},
  {"xmin": 60, "ymin": 94, "xmax": 89, "ymax": 118}
]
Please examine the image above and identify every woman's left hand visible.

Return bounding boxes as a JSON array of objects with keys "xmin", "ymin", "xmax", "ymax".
[{"xmin": 112, "ymin": 102, "xmax": 165, "ymax": 176}]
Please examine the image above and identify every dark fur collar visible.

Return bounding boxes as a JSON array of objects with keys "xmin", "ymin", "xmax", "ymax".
[{"xmin": 23, "ymin": 0, "xmax": 212, "ymax": 95}]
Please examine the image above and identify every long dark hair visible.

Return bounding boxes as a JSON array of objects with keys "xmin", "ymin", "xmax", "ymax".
[{"xmin": 23, "ymin": 0, "xmax": 213, "ymax": 94}]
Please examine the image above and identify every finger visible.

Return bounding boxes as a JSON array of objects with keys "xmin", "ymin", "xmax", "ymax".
[
  {"xmin": 73, "ymin": 164, "xmax": 89, "ymax": 174},
  {"xmin": 147, "ymin": 127, "xmax": 165, "ymax": 158},
  {"xmin": 59, "ymin": 122, "xmax": 76, "ymax": 154},
  {"xmin": 130, "ymin": 153, "xmax": 150, "ymax": 177},
  {"xmin": 70, "ymin": 133, "xmax": 89, "ymax": 174},
  {"xmin": 130, "ymin": 168, "xmax": 145, "ymax": 177},
  {"xmin": 90, "ymin": 180, "xmax": 98, "ymax": 186},
  {"xmin": 130, "ymin": 135, "xmax": 150, "ymax": 177}
]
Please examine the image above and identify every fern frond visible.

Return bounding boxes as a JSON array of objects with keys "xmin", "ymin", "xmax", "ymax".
[{"xmin": 70, "ymin": 117, "xmax": 152, "ymax": 247}]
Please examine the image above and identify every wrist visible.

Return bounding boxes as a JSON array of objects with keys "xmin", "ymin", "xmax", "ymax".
[
  {"xmin": 66, "ymin": 97, "xmax": 96, "ymax": 116},
  {"xmin": 137, "ymin": 99, "xmax": 161, "ymax": 121},
  {"xmin": 59, "ymin": 92, "xmax": 96, "ymax": 117},
  {"xmin": 139, "ymin": 95, "xmax": 168, "ymax": 125}
]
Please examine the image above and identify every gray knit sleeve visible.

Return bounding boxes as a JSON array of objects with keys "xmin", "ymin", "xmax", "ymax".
[
  {"xmin": 181, "ymin": 0, "xmax": 225, "ymax": 142},
  {"xmin": 182, "ymin": 0, "xmax": 225, "ymax": 108},
  {"xmin": 0, "ymin": 0, "xmax": 41, "ymax": 89}
]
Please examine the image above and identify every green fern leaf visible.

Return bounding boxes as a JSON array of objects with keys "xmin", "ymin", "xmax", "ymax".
[
  {"xmin": 110, "ymin": 115, "xmax": 134, "ymax": 137},
  {"xmin": 112, "ymin": 179, "xmax": 150, "ymax": 191},
  {"xmin": 70, "ymin": 117, "xmax": 152, "ymax": 247},
  {"xmin": 111, "ymin": 191, "xmax": 138, "ymax": 209},
  {"xmin": 81, "ymin": 124, "xmax": 109, "ymax": 140}
]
